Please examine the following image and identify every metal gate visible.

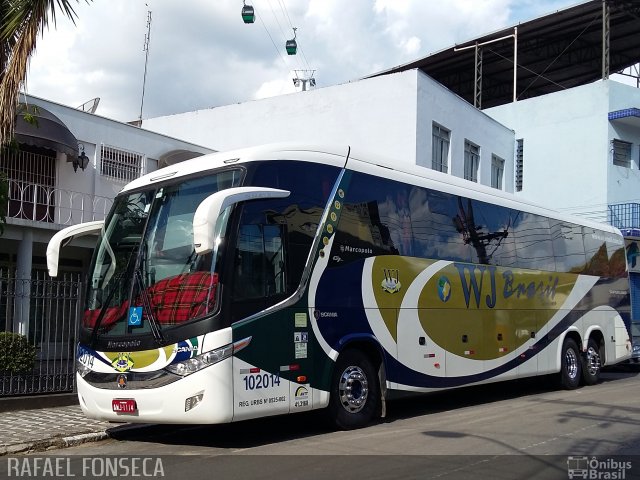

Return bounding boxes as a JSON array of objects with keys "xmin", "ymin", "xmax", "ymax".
[{"xmin": 0, "ymin": 269, "xmax": 81, "ymax": 396}]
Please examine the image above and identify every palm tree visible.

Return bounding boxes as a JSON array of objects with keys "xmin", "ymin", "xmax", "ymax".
[
  {"xmin": 0, "ymin": 0, "xmax": 88, "ymax": 233},
  {"xmin": 0, "ymin": 0, "xmax": 88, "ymax": 146}
]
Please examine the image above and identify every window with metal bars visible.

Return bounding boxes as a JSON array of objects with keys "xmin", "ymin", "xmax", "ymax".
[
  {"xmin": 463, "ymin": 140, "xmax": 479, "ymax": 182},
  {"xmin": 612, "ymin": 139, "xmax": 632, "ymax": 168},
  {"xmin": 100, "ymin": 144, "xmax": 144, "ymax": 182},
  {"xmin": 432, "ymin": 123, "xmax": 450, "ymax": 173},
  {"xmin": 0, "ymin": 145, "xmax": 57, "ymax": 222},
  {"xmin": 0, "ymin": 145, "xmax": 55, "ymax": 185}
]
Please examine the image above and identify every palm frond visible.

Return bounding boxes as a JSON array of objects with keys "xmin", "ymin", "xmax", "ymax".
[{"xmin": 0, "ymin": 0, "xmax": 89, "ymax": 147}]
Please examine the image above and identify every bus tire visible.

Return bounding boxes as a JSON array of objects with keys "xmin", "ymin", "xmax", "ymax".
[
  {"xmin": 328, "ymin": 349, "xmax": 380, "ymax": 430},
  {"xmin": 560, "ymin": 337, "xmax": 582, "ymax": 389},
  {"xmin": 581, "ymin": 338, "xmax": 602, "ymax": 386}
]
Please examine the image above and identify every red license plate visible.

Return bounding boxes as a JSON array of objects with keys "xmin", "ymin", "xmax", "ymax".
[{"xmin": 112, "ymin": 399, "xmax": 137, "ymax": 413}]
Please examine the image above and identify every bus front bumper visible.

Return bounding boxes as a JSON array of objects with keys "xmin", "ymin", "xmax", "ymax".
[{"xmin": 76, "ymin": 358, "xmax": 234, "ymax": 424}]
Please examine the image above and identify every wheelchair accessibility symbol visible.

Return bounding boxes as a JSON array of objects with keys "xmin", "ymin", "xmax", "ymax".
[{"xmin": 128, "ymin": 307, "xmax": 143, "ymax": 327}]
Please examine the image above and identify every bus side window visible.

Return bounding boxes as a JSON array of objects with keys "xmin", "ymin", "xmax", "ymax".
[
  {"xmin": 550, "ymin": 220, "xmax": 585, "ymax": 273},
  {"xmin": 264, "ymin": 224, "xmax": 286, "ymax": 296},
  {"xmin": 233, "ymin": 223, "xmax": 286, "ymax": 301}
]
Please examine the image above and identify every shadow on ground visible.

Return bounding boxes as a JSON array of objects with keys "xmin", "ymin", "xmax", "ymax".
[{"xmin": 106, "ymin": 367, "xmax": 639, "ymax": 450}]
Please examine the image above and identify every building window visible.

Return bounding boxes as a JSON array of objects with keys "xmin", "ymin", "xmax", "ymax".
[
  {"xmin": 100, "ymin": 145, "xmax": 144, "ymax": 182},
  {"xmin": 1, "ymin": 145, "xmax": 57, "ymax": 222},
  {"xmin": 463, "ymin": 140, "xmax": 479, "ymax": 182},
  {"xmin": 516, "ymin": 139, "xmax": 524, "ymax": 192},
  {"xmin": 432, "ymin": 123, "xmax": 450, "ymax": 173},
  {"xmin": 491, "ymin": 155, "xmax": 505, "ymax": 190},
  {"xmin": 612, "ymin": 139, "xmax": 632, "ymax": 168}
]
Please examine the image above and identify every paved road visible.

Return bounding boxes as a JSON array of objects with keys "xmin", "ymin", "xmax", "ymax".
[{"xmin": 8, "ymin": 368, "xmax": 640, "ymax": 479}]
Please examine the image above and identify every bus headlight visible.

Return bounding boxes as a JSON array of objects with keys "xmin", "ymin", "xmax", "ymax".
[
  {"xmin": 76, "ymin": 359, "xmax": 92, "ymax": 378},
  {"xmin": 165, "ymin": 344, "xmax": 233, "ymax": 376}
]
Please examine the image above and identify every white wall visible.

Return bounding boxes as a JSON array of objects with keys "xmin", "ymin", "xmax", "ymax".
[
  {"xmin": 144, "ymin": 70, "xmax": 420, "ymax": 162},
  {"xmin": 607, "ymin": 81, "xmax": 640, "ymax": 208},
  {"xmin": 486, "ymin": 81, "xmax": 611, "ymax": 220},
  {"xmin": 145, "ymin": 69, "xmax": 515, "ymax": 192},
  {"xmin": 416, "ymin": 72, "xmax": 514, "ymax": 191},
  {"xmin": 487, "ymin": 80, "xmax": 640, "ymax": 222}
]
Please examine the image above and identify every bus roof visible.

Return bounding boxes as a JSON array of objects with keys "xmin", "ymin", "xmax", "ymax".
[
  {"xmin": 121, "ymin": 143, "xmax": 350, "ymax": 193},
  {"xmin": 121, "ymin": 143, "xmax": 622, "ymax": 237}
]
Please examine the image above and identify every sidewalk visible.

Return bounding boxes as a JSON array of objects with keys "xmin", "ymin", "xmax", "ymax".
[{"xmin": 0, "ymin": 403, "xmax": 117, "ymax": 455}]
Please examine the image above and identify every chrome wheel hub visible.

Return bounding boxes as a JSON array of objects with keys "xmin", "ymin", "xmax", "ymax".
[
  {"xmin": 565, "ymin": 347, "xmax": 579, "ymax": 379},
  {"xmin": 585, "ymin": 345, "xmax": 600, "ymax": 376},
  {"xmin": 338, "ymin": 365, "xmax": 368, "ymax": 413}
]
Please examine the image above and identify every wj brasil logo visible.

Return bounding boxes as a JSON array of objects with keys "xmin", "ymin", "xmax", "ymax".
[
  {"xmin": 381, "ymin": 269, "xmax": 401, "ymax": 293},
  {"xmin": 437, "ymin": 276, "xmax": 451, "ymax": 302}
]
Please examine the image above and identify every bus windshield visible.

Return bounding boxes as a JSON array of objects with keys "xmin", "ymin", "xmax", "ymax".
[{"xmin": 84, "ymin": 169, "xmax": 242, "ymax": 339}]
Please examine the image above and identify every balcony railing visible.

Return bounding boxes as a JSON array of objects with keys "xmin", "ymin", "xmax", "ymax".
[
  {"xmin": 608, "ymin": 203, "xmax": 640, "ymax": 230},
  {"xmin": 5, "ymin": 179, "xmax": 113, "ymax": 226}
]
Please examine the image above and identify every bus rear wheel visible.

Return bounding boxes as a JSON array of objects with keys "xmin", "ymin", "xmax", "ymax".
[
  {"xmin": 560, "ymin": 337, "xmax": 582, "ymax": 389},
  {"xmin": 328, "ymin": 349, "xmax": 380, "ymax": 430},
  {"xmin": 581, "ymin": 338, "xmax": 602, "ymax": 385}
]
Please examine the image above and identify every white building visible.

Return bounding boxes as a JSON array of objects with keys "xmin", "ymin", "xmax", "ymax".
[
  {"xmin": 486, "ymin": 79, "xmax": 640, "ymax": 223},
  {"xmin": 144, "ymin": 69, "xmax": 516, "ymax": 192},
  {"xmin": 0, "ymin": 95, "xmax": 212, "ymax": 394}
]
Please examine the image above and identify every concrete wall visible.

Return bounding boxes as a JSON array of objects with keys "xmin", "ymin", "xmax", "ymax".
[
  {"xmin": 415, "ymin": 72, "xmax": 514, "ymax": 190},
  {"xmin": 144, "ymin": 71, "xmax": 420, "ymax": 162},
  {"xmin": 487, "ymin": 80, "xmax": 640, "ymax": 222},
  {"xmin": 144, "ymin": 69, "xmax": 515, "ymax": 192},
  {"xmin": 607, "ymin": 81, "xmax": 640, "ymax": 209},
  {"xmin": 486, "ymin": 81, "xmax": 611, "ymax": 219}
]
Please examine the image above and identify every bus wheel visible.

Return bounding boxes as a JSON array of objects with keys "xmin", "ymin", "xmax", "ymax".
[
  {"xmin": 329, "ymin": 349, "xmax": 380, "ymax": 430},
  {"xmin": 582, "ymin": 338, "xmax": 602, "ymax": 386},
  {"xmin": 560, "ymin": 337, "xmax": 582, "ymax": 389}
]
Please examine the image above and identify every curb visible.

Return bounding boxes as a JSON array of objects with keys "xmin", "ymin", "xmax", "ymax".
[
  {"xmin": 0, "ymin": 393, "xmax": 78, "ymax": 413},
  {"xmin": 0, "ymin": 431, "xmax": 109, "ymax": 456}
]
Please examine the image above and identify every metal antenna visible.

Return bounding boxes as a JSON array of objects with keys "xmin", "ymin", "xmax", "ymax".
[{"xmin": 138, "ymin": 10, "xmax": 152, "ymax": 124}]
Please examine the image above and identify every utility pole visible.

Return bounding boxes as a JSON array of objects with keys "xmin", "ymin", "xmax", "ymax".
[{"xmin": 138, "ymin": 10, "xmax": 152, "ymax": 124}]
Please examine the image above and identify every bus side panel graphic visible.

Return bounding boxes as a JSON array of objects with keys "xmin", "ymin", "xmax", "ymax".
[{"xmin": 312, "ymin": 253, "xmax": 622, "ymax": 389}]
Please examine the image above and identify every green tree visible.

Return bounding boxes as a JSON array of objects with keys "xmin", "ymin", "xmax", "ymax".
[{"xmin": 0, "ymin": 0, "xmax": 89, "ymax": 234}]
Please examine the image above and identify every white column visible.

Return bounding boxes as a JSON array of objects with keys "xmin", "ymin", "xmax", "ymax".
[{"xmin": 14, "ymin": 229, "xmax": 33, "ymax": 336}]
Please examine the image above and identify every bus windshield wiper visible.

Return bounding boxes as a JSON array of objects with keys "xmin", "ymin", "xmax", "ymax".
[
  {"xmin": 89, "ymin": 246, "xmax": 139, "ymax": 348},
  {"xmin": 135, "ymin": 269, "xmax": 164, "ymax": 345}
]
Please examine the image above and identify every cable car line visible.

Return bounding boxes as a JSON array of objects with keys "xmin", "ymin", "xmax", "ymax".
[
  {"xmin": 256, "ymin": 8, "xmax": 288, "ymax": 67},
  {"xmin": 239, "ymin": 0, "xmax": 314, "ymax": 86}
]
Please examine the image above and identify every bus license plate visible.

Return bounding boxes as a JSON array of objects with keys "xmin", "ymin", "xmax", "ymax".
[{"xmin": 112, "ymin": 399, "xmax": 137, "ymax": 414}]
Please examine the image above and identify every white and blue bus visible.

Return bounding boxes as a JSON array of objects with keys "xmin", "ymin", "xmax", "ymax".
[{"xmin": 47, "ymin": 144, "xmax": 632, "ymax": 429}]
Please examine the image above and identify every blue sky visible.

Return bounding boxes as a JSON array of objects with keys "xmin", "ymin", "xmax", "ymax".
[{"xmin": 26, "ymin": 0, "xmax": 583, "ymax": 122}]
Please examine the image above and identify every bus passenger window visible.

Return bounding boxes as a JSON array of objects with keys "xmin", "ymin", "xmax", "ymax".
[{"xmin": 234, "ymin": 224, "xmax": 286, "ymax": 300}]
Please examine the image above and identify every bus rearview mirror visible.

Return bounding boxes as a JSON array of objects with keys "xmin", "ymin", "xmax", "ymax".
[
  {"xmin": 193, "ymin": 187, "xmax": 290, "ymax": 255},
  {"xmin": 47, "ymin": 220, "xmax": 104, "ymax": 277}
]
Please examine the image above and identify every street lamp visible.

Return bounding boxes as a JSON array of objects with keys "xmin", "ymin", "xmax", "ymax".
[{"xmin": 73, "ymin": 143, "xmax": 90, "ymax": 172}]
